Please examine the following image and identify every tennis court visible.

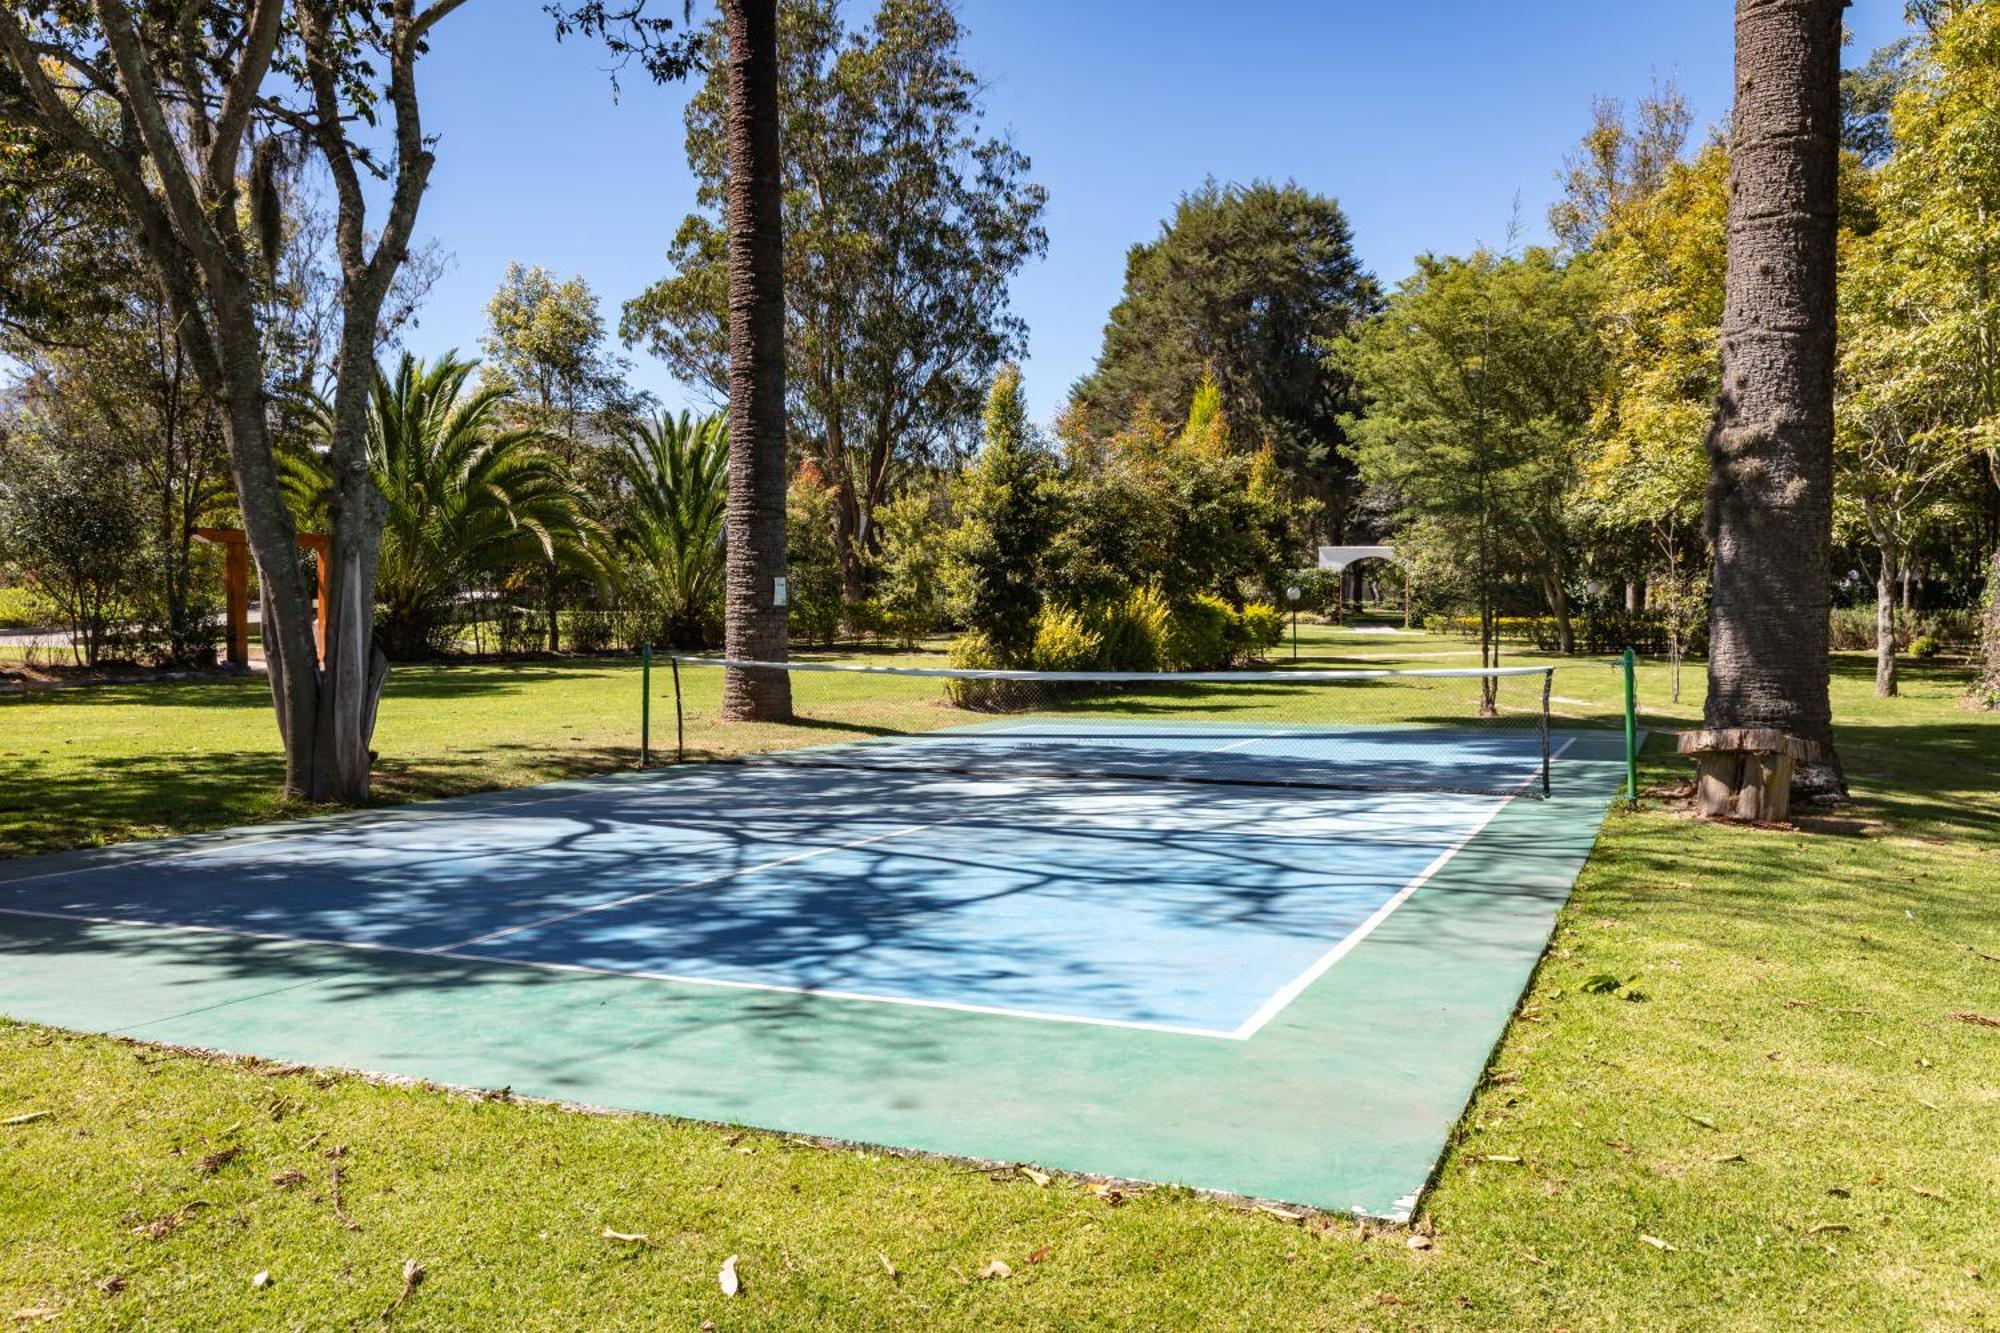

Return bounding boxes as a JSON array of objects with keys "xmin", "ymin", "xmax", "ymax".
[{"xmin": 0, "ymin": 662, "xmax": 1631, "ymax": 1217}]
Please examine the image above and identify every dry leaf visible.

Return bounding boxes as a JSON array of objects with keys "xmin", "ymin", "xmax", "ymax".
[
  {"xmin": 1480, "ymin": 1154, "xmax": 1523, "ymax": 1165},
  {"xmin": 1639, "ymin": 1234, "xmax": 1676, "ymax": 1252},
  {"xmin": 94, "ymin": 1275, "xmax": 126, "ymax": 1296},
  {"xmin": 196, "ymin": 1146, "xmax": 242, "ymax": 1175},
  {"xmin": 1258, "ymin": 1204, "xmax": 1307, "ymax": 1223},
  {"xmin": 1017, "ymin": 1166, "xmax": 1051, "ymax": 1187},
  {"xmin": 1026, "ymin": 1245, "xmax": 1052, "ymax": 1264},
  {"xmin": 381, "ymin": 1259, "xmax": 425, "ymax": 1321},
  {"xmin": 976, "ymin": 1260, "xmax": 1012, "ymax": 1280},
  {"xmin": 1806, "ymin": 1223, "xmax": 1850, "ymax": 1236},
  {"xmin": 250, "ymin": 1270, "xmax": 272, "ymax": 1289},
  {"xmin": 1711, "ymin": 1153, "xmax": 1747, "ymax": 1165},
  {"xmin": 1951, "ymin": 1011, "xmax": 2000, "ymax": 1028},
  {"xmin": 269, "ymin": 1169, "xmax": 307, "ymax": 1189},
  {"xmin": 600, "ymin": 1228, "xmax": 653, "ymax": 1246},
  {"xmin": 1911, "ymin": 1185, "xmax": 1950, "ymax": 1201},
  {"xmin": 10, "ymin": 1309, "xmax": 61, "ymax": 1325},
  {"xmin": 718, "ymin": 1255, "xmax": 742, "ymax": 1298},
  {"xmin": 2, "ymin": 1112, "xmax": 51, "ymax": 1127},
  {"xmin": 878, "ymin": 1253, "xmax": 897, "ymax": 1279},
  {"xmin": 1405, "ymin": 1234, "xmax": 1432, "ymax": 1251}
]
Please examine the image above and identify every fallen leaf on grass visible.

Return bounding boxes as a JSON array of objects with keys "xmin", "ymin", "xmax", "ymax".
[
  {"xmin": 381, "ymin": 1259, "xmax": 424, "ymax": 1322},
  {"xmin": 718, "ymin": 1255, "xmax": 742, "ymax": 1298},
  {"xmin": 10, "ymin": 1308, "xmax": 61, "ymax": 1324},
  {"xmin": 1711, "ymin": 1153, "xmax": 1747, "ymax": 1165},
  {"xmin": 1950, "ymin": 1011, "xmax": 2000, "ymax": 1028},
  {"xmin": 1684, "ymin": 1114, "xmax": 1717, "ymax": 1131},
  {"xmin": 1016, "ymin": 1165, "xmax": 1050, "ymax": 1187},
  {"xmin": 1026, "ymin": 1245, "xmax": 1051, "ymax": 1264},
  {"xmin": 196, "ymin": 1146, "xmax": 242, "ymax": 1175},
  {"xmin": 1087, "ymin": 1182, "xmax": 1128, "ymax": 1206},
  {"xmin": 1258, "ymin": 1204, "xmax": 1308, "ymax": 1223},
  {"xmin": 1405, "ymin": 1234, "xmax": 1432, "ymax": 1252},
  {"xmin": 269, "ymin": 1169, "xmax": 306, "ymax": 1189},
  {"xmin": 599, "ymin": 1228, "xmax": 654, "ymax": 1246},
  {"xmin": 131, "ymin": 1202, "xmax": 207, "ymax": 1240},
  {"xmin": 878, "ymin": 1253, "xmax": 897, "ymax": 1279},
  {"xmin": 2, "ymin": 1112, "xmax": 50, "ymax": 1127},
  {"xmin": 1479, "ymin": 1155, "xmax": 1524, "ymax": 1165},
  {"xmin": 94, "ymin": 1276, "xmax": 125, "ymax": 1297},
  {"xmin": 1807, "ymin": 1223, "xmax": 1850, "ymax": 1236},
  {"xmin": 1638, "ymin": 1234, "xmax": 1677, "ymax": 1252},
  {"xmin": 250, "ymin": 1270, "xmax": 272, "ymax": 1289},
  {"xmin": 976, "ymin": 1260, "xmax": 1012, "ymax": 1280},
  {"xmin": 1911, "ymin": 1185, "xmax": 1950, "ymax": 1201}
]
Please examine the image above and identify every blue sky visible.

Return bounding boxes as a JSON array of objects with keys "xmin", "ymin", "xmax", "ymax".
[{"xmin": 408, "ymin": 0, "xmax": 1915, "ymax": 426}]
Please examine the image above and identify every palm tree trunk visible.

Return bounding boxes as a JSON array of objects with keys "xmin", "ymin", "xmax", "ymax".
[
  {"xmin": 719, "ymin": 0, "xmax": 792, "ymax": 721},
  {"xmin": 1703, "ymin": 0, "xmax": 1846, "ymax": 798}
]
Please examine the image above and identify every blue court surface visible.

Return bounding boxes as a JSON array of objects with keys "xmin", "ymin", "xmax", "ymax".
[{"xmin": 0, "ymin": 723, "xmax": 1629, "ymax": 1216}]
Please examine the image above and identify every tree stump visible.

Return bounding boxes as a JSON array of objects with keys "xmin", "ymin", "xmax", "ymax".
[{"xmin": 1675, "ymin": 729, "xmax": 1824, "ymax": 824}]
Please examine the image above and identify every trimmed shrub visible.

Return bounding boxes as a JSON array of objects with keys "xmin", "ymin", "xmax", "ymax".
[
  {"xmin": 1166, "ymin": 594, "xmax": 1234, "ymax": 670},
  {"xmin": 945, "ymin": 630, "xmax": 1025, "ymax": 710},
  {"xmin": 1910, "ymin": 634, "xmax": 1941, "ymax": 659}
]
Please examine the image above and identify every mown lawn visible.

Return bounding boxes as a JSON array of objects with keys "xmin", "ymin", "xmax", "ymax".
[{"xmin": 2, "ymin": 627, "xmax": 1996, "ymax": 1328}]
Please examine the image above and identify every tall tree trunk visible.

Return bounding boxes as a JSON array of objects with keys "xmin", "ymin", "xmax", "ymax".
[
  {"xmin": 1875, "ymin": 546, "xmax": 1898, "ymax": 698},
  {"xmin": 720, "ymin": 0, "xmax": 792, "ymax": 720},
  {"xmin": 1703, "ymin": 0, "xmax": 1846, "ymax": 798}
]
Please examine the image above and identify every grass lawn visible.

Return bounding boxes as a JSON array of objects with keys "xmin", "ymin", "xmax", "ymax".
[{"xmin": 2, "ymin": 627, "xmax": 1996, "ymax": 1328}]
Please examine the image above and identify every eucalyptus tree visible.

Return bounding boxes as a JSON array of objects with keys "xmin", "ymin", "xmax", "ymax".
[
  {"xmin": 1702, "ymin": 0, "xmax": 1846, "ymax": 797},
  {"xmin": 0, "ymin": 0, "xmax": 467, "ymax": 801},
  {"xmin": 613, "ymin": 410, "xmax": 729, "ymax": 648},
  {"xmin": 624, "ymin": 0, "xmax": 1048, "ymax": 604}
]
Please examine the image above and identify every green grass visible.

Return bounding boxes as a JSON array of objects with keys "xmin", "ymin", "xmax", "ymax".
[{"xmin": 3, "ymin": 626, "xmax": 1998, "ymax": 1327}]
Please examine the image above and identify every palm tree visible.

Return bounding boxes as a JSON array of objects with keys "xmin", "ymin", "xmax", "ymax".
[
  {"xmin": 719, "ymin": 0, "xmax": 792, "ymax": 719},
  {"xmin": 615, "ymin": 410, "xmax": 729, "ymax": 647},
  {"xmin": 1702, "ymin": 0, "xmax": 1846, "ymax": 798},
  {"xmin": 290, "ymin": 352, "xmax": 600, "ymax": 660}
]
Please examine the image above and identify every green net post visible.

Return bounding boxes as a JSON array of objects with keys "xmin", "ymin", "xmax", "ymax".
[
  {"xmin": 1621, "ymin": 646, "xmax": 1638, "ymax": 803},
  {"xmin": 640, "ymin": 643, "xmax": 652, "ymax": 769},
  {"xmin": 671, "ymin": 655, "xmax": 685, "ymax": 762}
]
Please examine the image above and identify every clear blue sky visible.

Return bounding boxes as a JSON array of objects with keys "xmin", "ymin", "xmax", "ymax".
[{"xmin": 407, "ymin": 0, "xmax": 1914, "ymax": 427}]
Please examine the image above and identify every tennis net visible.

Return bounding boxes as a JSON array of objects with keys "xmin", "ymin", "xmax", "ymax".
[{"xmin": 659, "ymin": 655, "xmax": 1559, "ymax": 798}]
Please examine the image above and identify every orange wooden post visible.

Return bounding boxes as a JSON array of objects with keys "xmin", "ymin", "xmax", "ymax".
[
  {"xmin": 195, "ymin": 527, "xmax": 251, "ymax": 668},
  {"xmin": 298, "ymin": 533, "xmax": 331, "ymax": 663}
]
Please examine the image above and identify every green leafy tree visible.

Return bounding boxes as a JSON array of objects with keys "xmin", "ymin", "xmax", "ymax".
[
  {"xmin": 0, "ymin": 445, "xmax": 140, "ymax": 667},
  {"xmin": 870, "ymin": 486, "xmax": 949, "ymax": 646},
  {"xmin": 944, "ymin": 365, "xmax": 1060, "ymax": 664},
  {"xmin": 290, "ymin": 354, "xmax": 598, "ymax": 660},
  {"xmin": 786, "ymin": 462, "xmax": 846, "ymax": 647},
  {"xmin": 614, "ymin": 410, "xmax": 730, "ymax": 649},
  {"xmin": 482, "ymin": 262, "xmax": 635, "ymax": 650},
  {"xmin": 626, "ymin": 0, "xmax": 1047, "ymax": 602},
  {"xmin": 1547, "ymin": 80, "xmax": 1692, "ymax": 250},
  {"xmin": 1069, "ymin": 179, "xmax": 1379, "ymax": 531},
  {"xmin": 1336, "ymin": 249, "xmax": 1605, "ymax": 673}
]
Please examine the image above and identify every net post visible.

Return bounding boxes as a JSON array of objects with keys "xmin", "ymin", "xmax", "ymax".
[
  {"xmin": 1621, "ymin": 646, "xmax": 1638, "ymax": 803},
  {"xmin": 640, "ymin": 643, "xmax": 651, "ymax": 769},
  {"xmin": 671, "ymin": 655, "xmax": 685, "ymax": 763},
  {"xmin": 1540, "ymin": 667, "xmax": 1553, "ymax": 799}
]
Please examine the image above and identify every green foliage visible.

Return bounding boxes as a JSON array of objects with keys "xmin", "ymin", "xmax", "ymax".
[
  {"xmin": 1910, "ymin": 634, "xmax": 1942, "ymax": 659},
  {"xmin": 1082, "ymin": 587, "xmax": 1171, "ymax": 672},
  {"xmin": 869, "ymin": 488, "xmax": 949, "ymax": 646},
  {"xmin": 481, "ymin": 262, "xmax": 633, "ymax": 437},
  {"xmin": 1165, "ymin": 594, "xmax": 1234, "ymax": 671},
  {"xmin": 786, "ymin": 466, "xmax": 846, "ymax": 647},
  {"xmin": 943, "ymin": 366, "xmax": 1060, "ymax": 664},
  {"xmin": 1069, "ymin": 178, "xmax": 1380, "ymax": 516},
  {"xmin": 1232, "ymin": 602, "xmax": 1286, "ymax": 657},
  {"xmin": 0, "ymin": 584, "xmax": 52, "ymax": 629},
  {"xmin": 1286, "ymin": 568, "xmax": 1343, "ymax": 616},
  {"xmin": 613, "ymin": 410, "xmax": 728, "ymax": 648},
  {"xmin": 0, "ymin": 447, "xmax": 140, "ymax": 666},
  {"xmin": 288, "ymin": 353, "xmax": 598, "ymax": 661},
  {"xmin": 1029, "ymin": 606, "xmax": 1103, "ymax": 672}
]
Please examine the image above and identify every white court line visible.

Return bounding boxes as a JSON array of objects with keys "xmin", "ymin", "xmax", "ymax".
[
  {"xmin": 436, "ymin": 815, "xmax": 961, "ymax": 952},
  {"xmin": 1226, "ymin": 795, "xmax": 1515, "ymax": 1040},
  {"xmin": 0, "ymin": 902, "xmax": 1239, "ymax": 1040}
]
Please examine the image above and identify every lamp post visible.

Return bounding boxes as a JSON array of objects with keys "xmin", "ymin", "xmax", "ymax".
[{"xmin": 1285, "ymin": 584, "xmax": 1302, "ymax": 660}]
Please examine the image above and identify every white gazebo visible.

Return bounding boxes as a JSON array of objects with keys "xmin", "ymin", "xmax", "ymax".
[{"xmin": 1315, "ymin": 545, "xmax": 1405, "ymax": 625}]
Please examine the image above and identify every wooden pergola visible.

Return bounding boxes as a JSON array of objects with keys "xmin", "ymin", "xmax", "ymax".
[{"xmin": 194, "ymin": 527, "xmax": 330, "ymax": 669}]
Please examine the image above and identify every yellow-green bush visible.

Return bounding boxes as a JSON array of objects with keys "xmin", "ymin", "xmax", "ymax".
[
  {"xmin": 1166, "ymin": 594, "xmax": 1234, "ymax": 670},
  {"xmin": 1085, "ymin": 587, "xmax": 1171, "ymax": 671},
  {"xmin": 1030, "ymin": 606, "xmax": 1103, "ymax": 672},
  {"xmin": 1233, "ymin": 601, "xmax": 1285, "ymax": 656}
]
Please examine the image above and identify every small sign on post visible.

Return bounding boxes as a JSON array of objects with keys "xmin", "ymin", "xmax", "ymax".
[{"xmin": 772, "ymin": 576, "xmax": 789, "ymax": 608}]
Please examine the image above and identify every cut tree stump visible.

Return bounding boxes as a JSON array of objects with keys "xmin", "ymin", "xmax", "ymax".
[{"xmin": 1674, "ymin": 729, "xmax": 1825, "ymax": 824}]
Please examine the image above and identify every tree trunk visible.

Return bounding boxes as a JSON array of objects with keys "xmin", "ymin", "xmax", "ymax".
[
  {"xmin": 1545, "ymin": 574, "xmax": 1575, "ymax": 655},
  {"xmin": 1875, "ymin": 547, "xmax": 1898, "ymax": 697},
  {"xmin": 719, "ymin": 0, "xmax": 792, "ymax": 721},
  {"xmin": 1703, "ymin": 0, "xmax": 1846, "ymax": 800},
  {"xmin": 1626, "ymin": 578, "xmax": 1645, "ymax": 613}
]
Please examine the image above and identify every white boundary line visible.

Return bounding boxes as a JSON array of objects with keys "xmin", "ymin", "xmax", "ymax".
[{"xmin": 1226, "ymin": 794, "xmax": 1515, "ymax": 1040}]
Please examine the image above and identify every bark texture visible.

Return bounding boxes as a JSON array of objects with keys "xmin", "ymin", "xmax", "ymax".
[
  {"xmin": 719, "ymin": 0, "xmax": 793, "ymax": 720},
  {"xmin": 1704, "ymin": 0, "xmax": 1848, "ymax": 799}
]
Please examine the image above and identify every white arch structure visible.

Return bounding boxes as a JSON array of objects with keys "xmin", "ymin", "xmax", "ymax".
[{"xmin": 1315, "ymin": 545, "xmax": 1408, "ymax": 626}]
